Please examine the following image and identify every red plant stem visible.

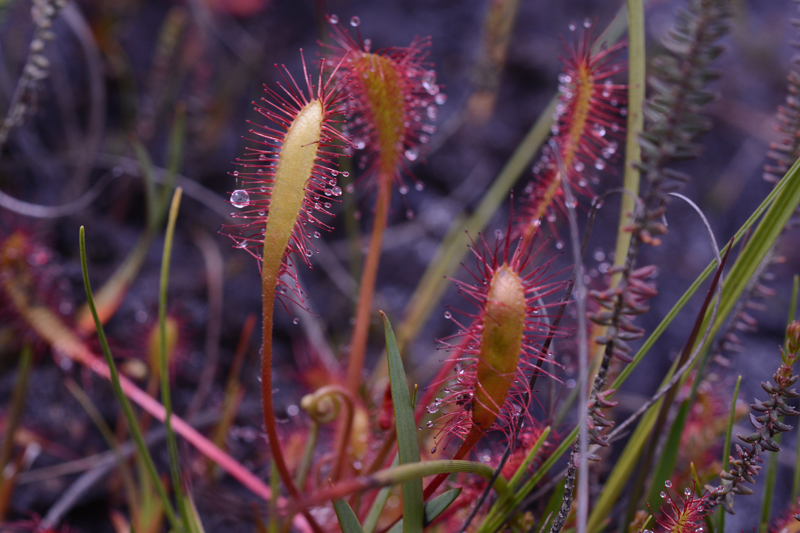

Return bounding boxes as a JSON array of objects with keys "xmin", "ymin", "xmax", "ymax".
[
  {"xmin": 346, "ymin": 175, "xmax": 393, "ymax": 397},
  {"xmin": 42, "ymin": 335, "xmax": 316, "ymax": 532},
  {"xmin": 261, "ymin": 262, "xmax": 324, "ymax": 533}
]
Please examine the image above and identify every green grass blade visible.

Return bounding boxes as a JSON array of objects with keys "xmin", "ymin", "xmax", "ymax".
[
  {"xmin": 700, "ymin": 157, "xmax": 800, "ymax": 357},
  {"xmin": 159, "ymin": 188, "xmax": 191, "ymax": 532},
  {"xmin": 716, "ymin": 375, "xmax": 741, "ymax": 533},
  {"xmin": 79, "ymin": 226, "xmax": 180, "ymax": 530},
  {"xmin": 363, "ymin": 454, "xmax": 400, "ymax": 533},
  {"xmin": 381, "ymin": 312, "xmax": 423, "ymax": 533},
  {"xmin": 613, "ymin": 0, "xmax": 645, "ymax": 272},
  {"xmin": 386, "ymin": 489, "xmax": 463, "ymax": 533},
  {"xmin": 0, "ymin": 344, "xmax": 33, "ymax": 494},
  {"xmin": 334, "ymin": 499, "xmax": 365, "ymax": 533},
  {"xmin": 645, "ymin": 400, "xmax": 689, "ymax": 510},
  {"xmin": 132, "ymin": 139, "xmax": 159, "ymax": 231}
]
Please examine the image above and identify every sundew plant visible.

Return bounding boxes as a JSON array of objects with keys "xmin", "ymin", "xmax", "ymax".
[{"xmin": 1, "ymin": 1, "xmax": 800, "ymax": 533}]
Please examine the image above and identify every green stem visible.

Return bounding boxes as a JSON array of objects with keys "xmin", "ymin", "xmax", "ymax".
[
  {"xmin": 159, "ymin": 189, "xmax": 191, "ymax": 531},
  {"xmin": 79, "ymin": 226, "xmax": 180, "ymax": 530}
]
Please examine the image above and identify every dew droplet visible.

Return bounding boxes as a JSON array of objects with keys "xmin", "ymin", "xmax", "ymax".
[
  {"xmin": 660, "ymin": 491, "xmax": 666, "ymax": 499},
  {"xmin": 444, "ymin": 311, "xmax": 452, "ymax": 319},
  {"xmin": 435, "ymin": 93, "xmax": 447, "ymax": 105},
  {"xmin": 313, "ymin": 231, "xmax": 321, "ymax": 238},
  {"xmin": 555, "ymin": 240, "xmax": 564, "ymax": 250},
  {"xmin": 305, "ymin": 249, "xmax": 313, "ymax": 257},
  {"xmin": 405, "ymin": 148, "xmax": 419, "ymax": 162},
  {"xmin": 568, "ymin": 22, "xmax": 576, "ymax": 31},
  {"xmin": 583, "ymin": 17, "xmax": 591, "ymax": 28},
  {"xmin": 399, "ymin": 185, "xmax": 409, "ymax": 195},
  {"xmin": 574, "ymin": 161, "xmax": 585, "ymax": 172},
  {"xmin": 331, "ymin": 169, "xmax": 339, "ymax": 176},
  {"xmin": 422, "ymin": 70, "xmax": 436, "ymax": 93},
  {"xmin": 426, "ymin": 106, "xmax": 438, "ymax": 120},
  {"xmin": 664, "ymin": 480, "xmax": 672, "ymax": 488},
  {"xmin": 331, "ymin": 186, "xmax": 342, "ymax": 196},
  {"xmin": 293, "ymin": 317, "xmax": 300, "ymax": 325},
  {"xmin": 230, "ymin": 189, "xmax": 250, "ymax": 208},
  {"xmin": 342, "ymin": 171, "xmax": 350, "ymax": 177},
  {"xmin": 684, "ymin": 488, "xmax": 691, "ymax": 496},
  {"xmin": 350, "ymin": 16, "xmax": 360, "ymax": 27},
  {"xmin": 329, "ymin": 14, "xmax": 338, "ymax": 24},
  {"xmin": 257, "ymin": 168, "xmax": 264, "ymax": 174},
  {"xmin": 594, "ymin": 159, "xmax": 606, "ymax": 170}
]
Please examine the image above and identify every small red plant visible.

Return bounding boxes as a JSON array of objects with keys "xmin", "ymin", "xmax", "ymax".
[
  {"xmin": 518, "ymin": 24, "xmax": 626, "ymax": 240},
  {"xmin": 222, "ymin": 52, "xmax": 351, "ymax": 285},
  {"xmin": 323, "ymin": 14, "xmax": 443, "ymax": 195},
  {"xmin": 652, "ymin": 482, "xmax": 711, "ymax": 533},
  {"xmin": 430, "ymin": 228, "xmax": 564, "ymax": 452}
]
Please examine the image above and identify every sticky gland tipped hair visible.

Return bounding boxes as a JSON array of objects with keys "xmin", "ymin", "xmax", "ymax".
[
  {"xmin": 322, "ymin": 14, "xmax": 444, "ymax": 196},
  {"xmin": 428, "ymin": 227, "xmax": 565, "ymax": 451},
  {"xmin": 519, "ymin": 23, "xmax": 626, "ymax": 231},
  {"xmin": 222, "ymin": 52, "xmax": 351, "ymax": 300}
]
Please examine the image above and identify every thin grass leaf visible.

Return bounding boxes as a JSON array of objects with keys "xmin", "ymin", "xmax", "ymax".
[
  {"xmin": 158, "ymin": 188, "xmax": 191, "ymax": 532},
  {"xmin": 645, "ymin": 399, "xmax": 690, "ymax": 510},
  {"xmin": 386, "ymin": 489, "xmax": 462, "ymax": 533},
  {"xmin": 381, "ymin": 312, "xmax": 423, "ymax": 533},
  {"xmin": 334, "ymin": 499, "xmax": 365, "ymax": 533},
  {"xmin": 363, "ymin": 454, "xmax": 400, "ymax": 533},
  {"xmin": 79, "ymin": 226, "xmax": 180, "ymax": 530},
  {"xmin": 612, "ymin": 0, "xmax": 645, "ymax": 276},
  {"xmin": 160, "ymin": 105, "xmax": 185, "ymax": 213},
  {"xmin": 0, "ymin": 344, "xmax": 32, "ymax": 504}
]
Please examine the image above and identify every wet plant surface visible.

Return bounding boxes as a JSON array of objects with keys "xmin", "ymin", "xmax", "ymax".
[{"xmin": 1, "ymin": 0, "xmax": 800, "ymax": 532}]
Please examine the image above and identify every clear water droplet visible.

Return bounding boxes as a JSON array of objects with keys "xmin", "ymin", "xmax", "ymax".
[
  {"xmin": 594, "ymin": 159, "xmax": 606, "ymax": 170},
  {"xmin": 331, "ymin": 186, "xmax": 342, "ymax": 196},
  {"xmin": 664, "ymin": 480, "xmax": 672, "ymax": 488},
  {"xmin": 399, "ymin": 185, "xmax": 409, "ymax": 195},
  {"xmin": 427, "ymin": 106, "xmax": 438, "ymax": 120},
  {"xmin": 331, "ymin": 169, "xmax": 339, "ymax": 176},
  {"xmin": 583, "ymin": 17, "xmax": 591, "ymax": 28},
  {"xmin": 660, "ymin": 491, "xmax": 666, "ymax": 499},
  {"xmin": 230, "ymin": 189, "xmax": 250, "ymax": 208},
  {"xmin": 405, "ymin": 148, "xmax": 418, "ymax": 162},
  {"xmin": 293, "ymin": 317, "xmax": 300, "ymax": 325},
  {"xmin": 342, "ymin": 171, "xmax": 350, "ymax": 178},
  {"xmin": 414, "ymin": 182, "xmax": 424, "ymax": 191},
  {"xmin": 305, "ymin": 249, "xmax": 313, "ymax": 257},
  {"xmin": 313, "ymin": 231, "xmax": 321, "ymax": 238},
  {"xmin": 422, "ymin": 70, "xmax": 436, "ymax": 94},
  {"xmin": 435, "ymin": 93, "xmax": 447, "ymax": 105},
  {"xmin": 257, "ymin": 168, "xmax": 264, "ymax": 174},
  {"xmin": 555, "ymin": 240, "xmax": 564, "ymax": 250},
  {"xmin": 259, "ymin": 154, "xmax": 267, "ymax": 160},
  {"xmin": 444, "ymin": 311, "xmax": 452, "ymax": 319},
  {"xmin": 350, "ymin": 16, "xmax": 360, "ymax": 27},
  {"xmin": 568, "ymin": 22, "xmax": 576, "ymax": 31},
  {"xmin": 684, "ymin": 488, "xmax": 692, "ymax": 496},
  {"xmin": 574, "ymin": 161, "xmax": 585, "ymax": 172},
  {"xmin": 328, "ymin": 14, "xmax": 338, "ymax": 24}
]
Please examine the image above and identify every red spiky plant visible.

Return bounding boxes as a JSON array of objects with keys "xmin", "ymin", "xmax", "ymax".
[
  {"xmin": 652, "ymin": 483, "xmax": 711, "ymax": 533},
  {"xmin": 222, "ymin": 51, "xmax": 352, "ymax": 533},
  {"xmin": 322, "ymin": 14, "xmax": 444, "ymax": 399},
  {"xmin": 422, "ymin": 224, "xmax": 565, "ymax": 499},
  {"xmin": 518, "ymin": 23, "xmax": 626, "ymax": 245}
]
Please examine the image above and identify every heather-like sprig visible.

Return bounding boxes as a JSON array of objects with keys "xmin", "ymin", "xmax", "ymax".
[
  {"xmin": 518, "ymin": 24, "xmax": 626, "ymax": 242},
  {"xmin": 429, "ymin": 229, "xmax": 564, "ymax": 451},
  {"xmin": 705, "ymin": 321, "xmax": 800, "ymax": 514}
]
